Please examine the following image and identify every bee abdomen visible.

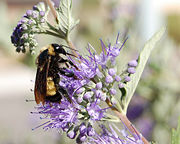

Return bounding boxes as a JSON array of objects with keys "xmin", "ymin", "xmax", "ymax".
[{"xmin": 46, "ymin": 77, "xmax": 56, "ymax": 96}]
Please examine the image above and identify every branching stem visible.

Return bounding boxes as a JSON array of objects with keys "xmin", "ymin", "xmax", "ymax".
[{"xmin": 45, "ymin": 0, "xmax": 78, "ymax": 56}]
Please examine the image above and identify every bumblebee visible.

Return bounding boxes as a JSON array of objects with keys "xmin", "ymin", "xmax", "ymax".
[{"xmin": 34, "ymin": 43, "xmax": 76, "ymax": 105}]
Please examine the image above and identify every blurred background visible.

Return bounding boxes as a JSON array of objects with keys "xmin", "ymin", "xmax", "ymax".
[{"xmin": 0, "ymin": 0, "xmax": 180, "ymax": 144}]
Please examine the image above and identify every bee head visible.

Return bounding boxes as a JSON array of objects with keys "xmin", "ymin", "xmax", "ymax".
[{"xmin": 51, "ymin": 43, "xmax": 67, "ymax": 55}]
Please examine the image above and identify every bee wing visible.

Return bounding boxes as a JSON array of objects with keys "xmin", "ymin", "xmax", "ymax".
[{"xmin": 34, "ymin": 56, "xmax": 50, "ymax": 105}]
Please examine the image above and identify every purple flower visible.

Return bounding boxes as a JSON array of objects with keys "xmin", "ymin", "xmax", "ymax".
[{"xmin": 35, "ymin": 100, "xmax": 78, "ymax": 130}]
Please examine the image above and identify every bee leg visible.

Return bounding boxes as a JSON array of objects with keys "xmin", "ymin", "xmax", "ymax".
[
  {"xmin": 58, "ymin": 58, "xmax": 78, "ymax": 70},
  {"xmin": 57, "ymin": 86, "xmax": 72, "ymax": 103},
  {"xmin": 59, "ymin": 68, "xmax": 74, "ymax": 77}
]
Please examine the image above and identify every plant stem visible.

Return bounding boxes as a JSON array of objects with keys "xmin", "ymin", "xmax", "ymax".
[
  {"xmin": 106, "ymin": 99, "xmax": 149, "ymax": 144},
  {"xmin": 45, "ymin": 0, "xmax": 58, "ymax": 23},
  {"xmin": 114, "ymin": 110, "xmax": 149, "ymax": 144}
]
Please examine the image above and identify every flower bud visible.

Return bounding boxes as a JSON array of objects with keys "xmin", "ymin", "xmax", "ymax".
[
  {"xmin": 67, "ymin": 130, "xmax": 76, "ymax": 139},
  {"xmin": 110, "ymin": 88, "xmax": 116, "ymax": 95},
  {"xmin": 105, "ymin": 75, "xmax": 113, "ymax": 83},
  {"xmin": 77, "ymin": 96, "xmax": 83, "ymax": 103},
  {"xmin": 26, "ymin": 10, "xmax": 33, "ymax": 16},
  {"xmin": 124, "ymin": 76, "xmax": 131, "ymax": 82},
  {"xmin": 39, "ymin": 11, "xmax": 45, "ymax": 17},
  {"xmin": 76, "ymin": 134, "xmax": 87, "ymax": 143},
  {"xmin": 108, "ymin": 68, "xmax": 116, "ymax": 76},
  {"xmin": 115, "ymin": 75, "xmax": 121, "ymax": 82},
  {"xmin": 118, "ymin": 83, "xmax": 124, "ymax": 88},
  {"xmin": 87, "ymin": 124, "xmax": 95, "ymax": 136},
  {"xmin": 128, "ymin": 60, "xmax": 138, "ymax": 67},
  {"xmin": 96, "ymin": 82, "xmax": 102, "ymax": 89},
  {"xmin": 32, "ymin": 11, "xmax": 38, "ymax": 18},
  {"xmin": 76, "ymin": 87, "xmax": 85, "ymax": 94},
  {"xmin": 83, "ymin": 92, "xmax": 93, "ymax": 100},
  {"xmin": 79, "ymin": 123, "xmax": 87, "ymax": 134},
  {"xmin": 127, "ymin": 67, "xmax": 136, "ymax": 74}
]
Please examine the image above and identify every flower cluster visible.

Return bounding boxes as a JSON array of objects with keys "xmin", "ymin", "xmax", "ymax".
[
  {"xmin": 33, "ymin": 35, "xmax": 139, "ymax": 143},
  {"xmin": 11, "ymin": 2, "xmax": 48, "ymax": 54}
]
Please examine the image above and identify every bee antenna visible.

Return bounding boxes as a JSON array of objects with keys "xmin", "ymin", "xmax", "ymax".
[
  {"xmin": 66, "ymin": 52, "xmax": 78, "ymax": 57},
  {"xmin": 61, "ymin": 44, "xmax": 79, "ymax": 52}
]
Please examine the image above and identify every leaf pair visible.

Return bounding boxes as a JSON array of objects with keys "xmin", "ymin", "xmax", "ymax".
[{"xmin": 56, "ymin": 0, "xmax": 79, "ymax": 39}]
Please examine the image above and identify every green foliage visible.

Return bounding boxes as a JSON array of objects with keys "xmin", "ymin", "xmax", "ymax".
[
  {"xmin": 120, "ymin": 27, "xmax": 166, "ymax": 114},
  {"xmin": 57, "ymin": 0, "xmax": 80, "ymax": 39},
  {"xmin": 171, "ymin": 117, "xmax": 180, "ymax": 144}
]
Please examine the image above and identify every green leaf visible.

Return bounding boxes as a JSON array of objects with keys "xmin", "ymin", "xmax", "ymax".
[
  {"xmin": 171, "ymin": 117, "xmax": 180, "ymax": 144},
  {"xmin": 57, "ymin": 0, "xmax": 80, "ymax": 38},
  {"xmin": 122, "ymin": 27, "xmax": 166, "ymax": 113}
]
